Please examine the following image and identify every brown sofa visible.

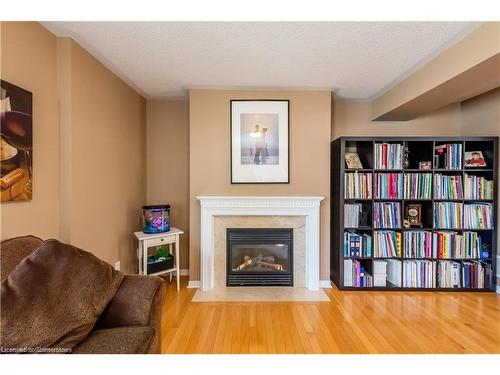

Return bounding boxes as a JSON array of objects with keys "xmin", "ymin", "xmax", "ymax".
[{"xmin": 0, "ymin": 236, "xmax": 166, "ymax": 354}]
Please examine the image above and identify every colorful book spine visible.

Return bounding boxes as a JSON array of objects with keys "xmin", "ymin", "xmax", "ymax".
[
  {"xmin": 463, "ymin": 203, "xmax": 493, "ymax": 229},
  {"xmin": 404, "ymin": 231, "xmax": 432, "ymax": 258},
  {"xmin": 344, "ymin": 172, "xmax": 372, "ymax": 199},
  {"xmin": 374, "ymin": 230, "xmax": 401, "ymax": 258},
  {"xmin": 374, "ymin": 143, "xmax": 403, "ymax": 170},
  {"xmin": 374, "ymin": 202, "xmax": 402, "ymax": 228},
  {"xmin": 464, "ymin": 174, "xmax": 494, "ymax": 200},
  {"xmin": 434, "ymin": 174, "xmax": 463, "ymax": 199},
  {"xmin": 434, "ymin": 202, "xmax": 463, "ymax": 229},
  {"xmin": 404, "ymin": 173, "xmax": 432, "ymax": 199},
  {"xmin": 374, "ymin": 173, "xmax": 403, "ymax": 199}
]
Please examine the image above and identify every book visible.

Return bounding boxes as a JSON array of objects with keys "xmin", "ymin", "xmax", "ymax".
[
  {"xmin": 386, "ymin": 259, "xmax": 402, "ymax": 287},
  {"xmin": 374, "ymin": 173, "xmax": 403, "ymax": 199},
  {"xmin": 432, "ymin": 231, "xmax": 484, "ymax": 259},
  {"xmin": 434, "ymin": 143, "xmax": 462, "ymax": 169},
  {"xmin": 345, "ymin": 152, "xmax": 363, "ymax": 169},
  {"xmin": 464, "ymin": 174, "xmax": 494, "ymax": 200},
  {"xmin": 434, "ymin": 174, "xmax": 463, "ymax": 199},
  {"xmin": 374, "ymin": 230, "xmax": 402, "ymax": 257},
  {"xmin": 465, "ymin": 151, "xmax": 487, "ymax": 167},
  {"xmin": 463, "ymin": 203, "xmax": 493, "ymax": 229},
  {"xmin": 438, "ymin": 260, "xmax": 461, "ymax": 288},
  {"xmin": 344, "ymin": 232, "xmax": 372, "ymax": 257},
  {"xmin": 462, "ymin": 260, "xmax": 490, "ymax": 288},
  {"xmin": 404, "ymin": 231, "xmax": 432, "ymax": 258},
  {"xmin": 344, "ymin": 259, "xmax": 373, "ymax": 287},
  {"xmin": 403, "ymin": 260, "xmax": 436, "ymax": 288},
  {"xmin": 434, "ymin": 202, "xmax": 462, "ymax": 229},
  {"xmin": 344, "ymin": 204, "xmax": 361, "ymax": 228},
  {"xmin": 374, "ymin": 143, "xmax": 403, "ymax": 169},
  {"xmin": 343, "ymin": 259, "xmax": 353, "ymax": 287},
  {"xmin": 404, "ymin": 173, "xmax": 432, "ymax": 199},
  {"xmin": 374, "ymin": 202, "xmax": 402, "ymax": 229},
  {"xmin": 373, "ymin": 260, "xmax": 387, "ymax": 287},
  {"xmin": 344, "ymin": 172, "xmax": 372, "ymax": 199}
]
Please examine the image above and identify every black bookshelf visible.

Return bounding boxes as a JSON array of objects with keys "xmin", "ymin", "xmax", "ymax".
[{"xmin": 331, "ymin": 136, "xmax": 498, "ymax": 291}]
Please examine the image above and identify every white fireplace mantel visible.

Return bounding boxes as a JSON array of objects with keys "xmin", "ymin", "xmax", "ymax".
[{"xmin": 197, "ymin": 196, "xmax": 324, "ymax": 291}]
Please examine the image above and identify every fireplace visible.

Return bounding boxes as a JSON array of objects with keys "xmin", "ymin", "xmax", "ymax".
[{"xmin": 226, "ymin": 228, "xmax": 293, "ymax": 287}]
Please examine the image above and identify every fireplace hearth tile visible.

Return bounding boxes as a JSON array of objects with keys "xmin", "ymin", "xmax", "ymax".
[{"xmin": 191, "ymin": 287, "xmax": 329, "ymax": 302}]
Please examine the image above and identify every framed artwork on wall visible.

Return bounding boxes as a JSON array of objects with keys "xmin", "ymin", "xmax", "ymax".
[
  {"xmin": 230, "ymin": 100, "xmax": 289, "ymax": 184},
  {"xmin": 0, "ymin": 80, "xmax": 33, "ymax": 202}
]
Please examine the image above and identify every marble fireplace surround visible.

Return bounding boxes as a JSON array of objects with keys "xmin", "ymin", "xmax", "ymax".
[{"xmin": 196, "ymin": 196, "xmax": 324, "ymax": 292}]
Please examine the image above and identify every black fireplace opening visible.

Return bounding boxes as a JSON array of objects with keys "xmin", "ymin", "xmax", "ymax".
[{"xmin": 226, "ymin": 228, "xmax": 293, "ymax": 287}]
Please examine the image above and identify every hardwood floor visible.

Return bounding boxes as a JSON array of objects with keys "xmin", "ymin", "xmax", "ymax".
[{"xmin": 161, "ymin": 277, "xmax": 500, "ymax": 354}]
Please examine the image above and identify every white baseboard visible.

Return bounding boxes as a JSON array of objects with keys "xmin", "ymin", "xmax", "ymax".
[
  {"xmin": 496, "ymin": 284, "xmax": 500, "ymax": 294},
  {"xmin": 187, "ymin": 280, "xmax": 200, "ymax": 288},
  {"xmin": 179, "ymin": 269, "xmax": 189, "ymax": 276},
  {"xmin": 320, "ymin": 280, "xmax": 332, "ymax": 288}
]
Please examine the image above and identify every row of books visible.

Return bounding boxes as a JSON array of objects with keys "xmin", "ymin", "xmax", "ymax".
[
  {"xmin": 403, "ymin": 231, "xmax": 432, "ymax": 258},
  {"xmin": 438, "ymin": 260, "xmax": 461, "ymax": 288},
  {"xmin": 462, "ymin": 261, "xmax": 494, "ymax": 289},
  {"xmin": 344, "ymin": 204, "xmax": 361, "ymax": 228},
  {"xmin": 433, "ymin": 231, "xmax": 486, "ymax": 259},
  {"xmin": 345, "ymin": 172, "xmax": 372, "ymax": 199},
  {"xmin": 343, "ymin": 259, "xmax": 373, "ymax": 287},
  {"xmin": 434, "ymin": 202, "xmax": 462, "ymax": 229},
  {"xmin": 345, "ymin": 172, "xmax": 494, "ymax": 201},
  {"xmin": 434, "ymin": 202, "xmax": 494, "ymax": 229},
  {"xmin": 404, "ymin": 173, "xmax": 432, "ymax": 199},
  {"xmin": 463, "ymin": 203, "xmax": 494, "ymax": 229},
  {"xmin": 434, "ymin": 143, "xmax": 462, "ymax": 169},
  {"xmin": 374, "ymin": 173, "xmax": 403, "ymax": 199},
  {"xmin": 374, "ymin": 202, "xmax": 401, "ymax": 228},
  {"xmin": 373, "ymin": 260, "xmax": 388, "ymax": 287},
  {"xmin": 434, "ymin": 174, "xmax": 463, "ymax": 199},
  {"xmin": 343, "ymin": 232, "xmax": 372, "ymax": 257},
  {"xmin": 348, "ymin": 230, "xmax": 488, "ymax": 260},
  {"xmin": 403, "ymin": 260, "xmax": 436, "ymax": 288},
  {"xmin": 374, "ymin": 143, "xmax": 403, "ymax": 170},
  {"xmin": 344, "ymin": 258, "xmax": 493, "ymax": 289},
  {"xmin": 464, "ymin": 174, "xmax": 494, "ymax": 200},
  {"xmin": 373, "ymin": 230, "xmax": 402, "ymax": 258}
]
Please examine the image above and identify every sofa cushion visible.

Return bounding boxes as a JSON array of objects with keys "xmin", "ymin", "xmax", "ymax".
[
  {"xmin": 0, "ymin": 239, "xmax": 124, "ymax": 352},
  {"xmin": 72, "ymin": 326, "xmax": 155, "ymax": 354},
  {"xmin": 1, "ymin": 235, "xmax": 43, "ymax": 283}
]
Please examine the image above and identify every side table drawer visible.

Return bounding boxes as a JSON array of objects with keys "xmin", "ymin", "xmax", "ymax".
[{"xmin": 144, "ymin": 235, "xmax": 175, "ymax": 248}]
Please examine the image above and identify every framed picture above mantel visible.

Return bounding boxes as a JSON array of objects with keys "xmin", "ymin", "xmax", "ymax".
[{"xmin": 230, "ymin": 100, "xmax": 289, "ymax": 184}]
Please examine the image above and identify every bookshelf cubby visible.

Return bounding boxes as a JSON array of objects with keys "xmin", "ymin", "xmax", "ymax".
[{"xmin": 331, "ymin": 137, "xmax": 498, "ymax": 291}]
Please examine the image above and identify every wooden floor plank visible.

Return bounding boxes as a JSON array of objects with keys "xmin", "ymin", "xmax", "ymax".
[{"xmin": 161, "ymin": 277, "xmax": 500, "ymax": 354}]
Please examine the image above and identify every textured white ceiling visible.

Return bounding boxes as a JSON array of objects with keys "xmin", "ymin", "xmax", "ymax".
[{"xmin": 42, "ymin": 22, "xmax": 480, "ymax": 99}]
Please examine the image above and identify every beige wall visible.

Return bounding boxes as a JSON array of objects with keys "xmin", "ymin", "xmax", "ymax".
[
  {"xmin": 0, "ymin": 22, "xmax": 60, "ymax": 240},
  {"xmin": 146, "ymin": 100, "xmax": 189, "ymax": 270},
  {"xmin": 372, "ymin": 22, "xmax": 500, "ymax": 120},
  {"xmin": 460, "ymin": 88, "xmax": 500, "ymax": 287},
  {"xmin": 189, "ymin": 89, "xmax": 332, "ymax": 281},
  {"xmin": 333, "ymin": 99, "xmax": 462, "ymax": 139},
  {"xmin": 65, "ymin": 41, "xmax": 146, "ymax": 273},
  {"xmin": 1, "ymin": 23, "xmax": 146, "ymax": 274}
]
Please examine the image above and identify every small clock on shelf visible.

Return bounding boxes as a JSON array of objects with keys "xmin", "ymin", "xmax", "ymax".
[{"xmin": 405, "ymin": 204, "xmax": 423, "ymax": 228}]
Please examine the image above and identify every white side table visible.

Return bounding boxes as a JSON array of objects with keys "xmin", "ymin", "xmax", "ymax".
[{"xmin": 134, "ymin": 227, "xmax": 184, "ymax": 291}]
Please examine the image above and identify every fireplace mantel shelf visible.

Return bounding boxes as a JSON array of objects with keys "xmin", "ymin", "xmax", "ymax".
[{"xmin": 197, "ymin": 196, "xmax": 324, "ymax": 291}]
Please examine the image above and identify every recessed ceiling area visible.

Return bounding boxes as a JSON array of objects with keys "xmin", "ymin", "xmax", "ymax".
[{"xmin": 42, "ymin": 22, "xmax": 480, "ymax": 99}]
